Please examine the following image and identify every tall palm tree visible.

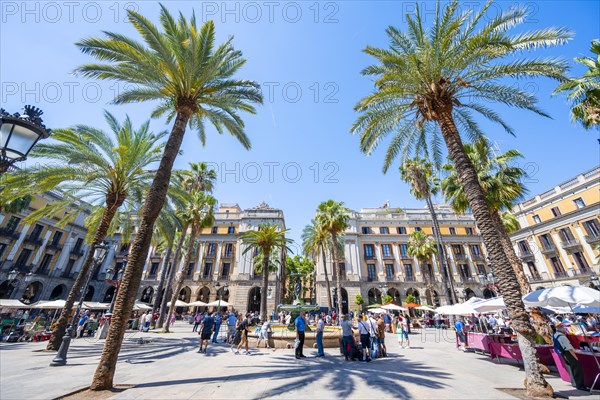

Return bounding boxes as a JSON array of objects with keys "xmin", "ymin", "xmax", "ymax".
[
  {"xmin": 241, "ymin": 223, "xmax": 292, "ymax": 322},
  {"xmin": 400, "ymin": 158, "xmax": 454, "ymax": 304},
  {"xmin": 159, "ymin": 163, "xmax": 217, "ymax": 331},
  {"xmin": 165, "ymin": 191, "xmax": 216, "ymax": 330},
  {"xmin": 1, "ymin": 111, "xmax": 166, "ymax": 351},
  {"xmin": 315, "ymin": 200, "xmax": 349, "ymax": 315},
  {"xmin": 441, "ymin": 138, "xmax": 531, "ymax": 294},
  {"xmin": 350, "ymin": 2, "xmax": 571, "ymax": 395},
  {"xmin": 407, "ymin": 230, "xmax": 438, "ymax": 305},
  {"xmin": 555, "ymin": 39, "xmax": 600, "ymax": 129},
  {"xmin": 75, "ymin": 7, "xmax": 262, "ymax": 389},
  {"xmin": 301, "ymin": 219, "xmax": 334, "ymax": 310}
]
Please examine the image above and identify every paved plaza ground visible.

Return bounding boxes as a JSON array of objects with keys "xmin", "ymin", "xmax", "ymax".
[{"xmin": 0, "ymin": 321, "xmax": 595, "ymax": 399}]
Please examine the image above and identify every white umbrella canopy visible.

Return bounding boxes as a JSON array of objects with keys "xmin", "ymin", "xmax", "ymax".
[
  {"xmin": 187, "ymin": 301, "xmax": 209, "ymax": 307},
  {"xmin": 415, "ymin": 305, "xmax": 435, "ymax": 311},
  {"xmin": 572, "ymin": 304, "xmax": 600, "ymax": 314},
  {"xmin": 133, "ymin": 302, "xmax": 152, "ymax": 311},
  {"xmin": 166, "ymin": 300, "xmax": 189, "ymax": 307},
  {"xmin": 523, "ymin": 286, "xmax": 600, "ymax": 308},
  {"xmin": 206, "ymin": 300, "xmax": 231, "ymax": 307},
  {"xmin": 82, "ymin": 302, "xmax": 110, "ymax": 310},
  {"xmin": 367, "ymin": 308, "xmax": 387, "ymax": 314},
  {"xmin": 0, "ymin": 299, "xmax": 30, "ymax": 308},
  {"xmin": 34, "ymin": 300, "xmax": 67, "ymax": 309},
  {"xmin": 435, "ymin": 297, "xmax": 484, "ymax": 315},
  {"xmin": 472, "ymin": 297, "xmax": 506, "ymax": 313},
  {"xmin": 382, "ymin": 304, "xmax": 408, "ymax": 311}
]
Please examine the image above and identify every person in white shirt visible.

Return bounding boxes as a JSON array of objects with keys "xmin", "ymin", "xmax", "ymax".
[
  {"xmin": 357, "ymin": 314, "xmax": 373, "ymax": 362},
  {"xmin": 257, "ymin": 319, "xmax": 272, "ymax": 348}
]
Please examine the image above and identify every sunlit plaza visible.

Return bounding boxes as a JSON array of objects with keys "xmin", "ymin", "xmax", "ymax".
[{"xmin": 1, "ymin": 0, "xmax": 599, "ymax": 399}]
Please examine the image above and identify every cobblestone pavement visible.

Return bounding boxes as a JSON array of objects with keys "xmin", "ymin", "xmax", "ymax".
[{"xmin": 0, "ymin": 322, "xmax": 595, "ymax": 399}]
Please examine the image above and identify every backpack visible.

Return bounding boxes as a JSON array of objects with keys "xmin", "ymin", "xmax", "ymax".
[{"xmin": 552, "ymin": 332, "xmax": 566, "ymax": 355}]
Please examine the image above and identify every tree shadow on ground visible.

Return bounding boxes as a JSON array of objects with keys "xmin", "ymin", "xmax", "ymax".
[{"xmin": 132, "ymin": 350, "xmax": 451, "ymax": 399}]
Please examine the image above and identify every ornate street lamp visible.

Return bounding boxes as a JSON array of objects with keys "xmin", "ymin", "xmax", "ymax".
[
  {"xmin": 50, "ymin": 242, "xmax": 109, "ymax": 366},
  {"xmin": 7, "ymin": 267, "xmax": 33, "ymax": 300},
  {"xmin": 0, "ymin": 106, "xmax": 51, "ymax": 175}
]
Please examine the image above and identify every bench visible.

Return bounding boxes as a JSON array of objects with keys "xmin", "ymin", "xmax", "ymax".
[{"xmin": 85, "ymin": 321, "xmax": 99, "ymax": 336}]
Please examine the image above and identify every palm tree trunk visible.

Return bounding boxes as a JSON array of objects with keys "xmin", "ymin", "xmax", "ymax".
[
  {"xmin": 491, "ymin": 210, "xmax": 552, "ymax": 345},
  {"xmin": 260, "ymin": 249, "xmax": 270, "ymax": 323},
  {"xmin": 321, "ymin": 247, "xmax": 333, "ymax": 311},
  {"xmin": 425, "ymin": 195, "xmax": 455, "ymax": 305},
  {"xmin": 151, "ymin": 244, "xmax": 172, "ymax": 327},
  {"xmin": 160, "ymin": 226, "xmax": 188, "ymax": 332},
  {"xmin": 47, "ymin": 198, "xmax": 122, "ymax": 350},
  {"xmin": 436, "ymin": 109, "xmax": 552, "ymax": 397},
  {"xmin": 166, "ymin": 225, "xmax": 198, "ymax": 330},
  {"xmin": 90, "ymin": 111, "xmax": 191, "ymax": 391},
  {"xmin": 331, "ymin": 232, "xmax": 343, "ymax": 316}
]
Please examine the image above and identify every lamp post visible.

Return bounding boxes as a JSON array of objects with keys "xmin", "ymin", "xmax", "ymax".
[
  {"xmin": 50, "ymin": 242, "xmax": 108, "ymax": 366},
  {"xmin": 0, "ymin": 106, "xmax": 51, "ymax": 175},
  {"xmin": 589, "ymin": 272, "xmax": 600, "ymax": 290},
  {"xmin": 7, "ymin": 268, "xmax": 33, "ymax": 301},
  {"xmin": 215, "ymin": 282, "xmax": 229, "ymax": 312}
]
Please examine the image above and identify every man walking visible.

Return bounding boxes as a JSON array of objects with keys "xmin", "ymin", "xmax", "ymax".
[
  {"xmin": 212, "ymin": 312, "xmax": 222, "ymax": 343},
  {"xmin": 357, "ymin": 314, "xmax": 372, "ymax": 362},
  {"xmin": 235, "ymin": 314, "xmax": 252, "ymax": 355},
  {"xmin": 341, "ymin": 314, "xmax": 354, "ymax": 361},
  {"xmin": 226, "ymin": 312, "xmax": 237, "ymax": 344},
  {"xmin": 295, "ymin": 311, "xmax": 307, "ymax": 359},
  {"xmin": 377, "ymin": 313, "xmax": 387, "ymax": 357},
  {"xmin": 551, "ymin": 324, "xmax": 587, "ymax": 390},
  {"xmin": 455, "ymin": 317, "xmax": 466, "ymax": 351},
  {"xmin": 315, "ymin": 314, "xmax": 325, "ymax": 357},
  {"xmin": 198, "ymin": 312, "xmax": 215, "ymax": 354}
]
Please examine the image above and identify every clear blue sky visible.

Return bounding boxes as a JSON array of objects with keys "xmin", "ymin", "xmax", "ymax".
[{"xmin": 2, "ymin": 1, "xmax": 599, "ymax": 248}]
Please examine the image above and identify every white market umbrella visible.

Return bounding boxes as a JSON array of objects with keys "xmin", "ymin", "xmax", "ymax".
[
  {"xmin": 382, "ymin": 304, "xmax": 407, "ymax": 311},
  {"xmin": 572, "ymin": 304, "xmax": 600, "ymax": 314},
  {"xmin": 34, "ymin": 300, "xmax": 67, "ymax": 309},
  {"xmin": 166, "ymin": 300, "xmax": 189, "ymax": 307},
  {"xmin": 367, "ymin": 308, "xmax": 387, "ymax": 314},
  {"xmin": 0, "ymin": 299, "xmax": 30, "ymax": 308},
  {"xmin": 415, "ymin": 305, "xmax": 435, "ymax": 311},
  {"xmin": 133, "ymin": 302, "xmax": 152, "ymax": 310},
  {"xmin": 472, "ymin": 297, "xmax": 506, "ymax": 313},
  {"xmin": 206, "ymin": 300, "xmax": 231, "ymax": 307},
  {"xmin": 82, "ymin": 302, "xmax": 110, "ymax": 310},
  {"xmin": 435, "ymin": 297, "xmax": 484, "ymax": 315},
  {"xmin": 187, "ymin": 301, "xmax": 209, "ymax": 307},
  {"xmin": 523, "ymin": 286, "xmax": 600, "ymax": 308}
]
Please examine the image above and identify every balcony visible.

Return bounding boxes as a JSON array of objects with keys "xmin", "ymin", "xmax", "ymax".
[
  {"xmin": 399, "ymin": 254, "xmax": 413, "ymax": 260},
  {"xmin": 201, "ymin": 274, "xmax": 213, "ymax": 281},
  {"xmin": 554, "ymin": 271, "xmax": 569, "ymax": 278},
  {"xmin": 204, "ymin": 252, "xmax": 217, "ymax": 259},
  {"xmin": 518, "ymin": 250, "xmax": 535, "ymax": 261},
  {"xmin": 560, "ymin": 239, "xmax": 581, "ymax": 250},
  {"xmin": 24, "ymin": 235, "xmax": 44, "ymax": 246},
  {"xmin": 221, "ymin": 251, "xmax": 234, "ymax": 259},
  {"xmin": 471, "ymin": 253, "xmax": 485, "ymax": 261},
  {"xmin": 404, "ymin": 276, "xmax": 416, "ymax": 282},
  {"xmin": 585, "ymin": 233, "xmax": 600, "ymax": 245},
  {"xmin": 363, "ymin": 254, "xmax": 375, "ymax": 260},
  {"xmin": 218, "ymin": 274, "xmax": 230, "ymax": 281},
  {"xmin": 0, "ymin": 228, "xmax": 20, "ymax": 240},
  {"xmin": 251, "ymin": 274, "xmax": 262, "ymax": 280},
  {"xmin": 381, "ymin": 253, "xmax": 394, "ymax": 260},
  {"xmin": 36, "ymin": 268, "xmax": 49, "ymax": 276},
  {"xmin": 46, "ymin": 242, "xmax": 63, "ymax": 251},
  {"xmin": 366, "ymin": 276, "xmax": 378, "ymax": 282},
  {"xmin": 454, "ymin": 253, "xmax": 467, "ymax": 261},
  {"xmin": 460, "ymin": 276, "xmax": 476, "ymax": 283},
  {"xmin": 384, "ymin": 275, "xmax": 399, "ymax": 282},
  {"xmin": 571, "ymin": 269, "xmax": 591, "ymax": 277},
  {"xmin": 540, "ymin": 244, "xmax": 558, "ymax": 255},
  {"xmin": 527, "ymin": 274, "xmax": 544, "ymax": 282},
  {"xmin": 70, "ymin": 248, "xmax": 85, "ymax": 257},
  {"xmin": 424, "ymin": 275, "xmax": 438, "ymax": 283}
]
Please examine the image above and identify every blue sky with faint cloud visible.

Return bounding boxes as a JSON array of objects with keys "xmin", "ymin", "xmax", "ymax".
[{"xmin": 1, "ymin": 1, "xmax": 599, "ymax": 246}]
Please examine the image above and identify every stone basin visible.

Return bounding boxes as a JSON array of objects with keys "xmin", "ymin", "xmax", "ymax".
[{"xmin": 248, "ymin": 325, "xmax": 342, "ymax": 349}]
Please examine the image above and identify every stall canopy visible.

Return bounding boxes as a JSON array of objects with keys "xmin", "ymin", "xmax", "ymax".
[
  {"xmin": 133, "ymin": 302, "xmax": 152, "ymax": 310},
  {"xmin": 187, "ymin": 301, "xmax": 209, "ymax": 307},
  {"xmin": 166, "ymin": 300, "xmax": 189, "ymax": 307},
  {"xmin": 415, "ymin": 305, "xmax": 435, "ymax": 311},
  {"xmin": 34, "ymin": 300, "xmax": 67, "ymax": 309},
  {"xmin": 382, "ymin": 303, "xmax": 408, "ymax": 311},
  {"xmin": 472, "ymin": 297, "xmax": 506, "ymax": 313},
  {"xmin": 0, "ymin": 299, "xmax": 30, "ymax": 308},
  {"xmin": 367, "ymin": 308, "xmax": 387, "ymax": 314},
  {"xmin": 206, "ymin": 300, "xmax": 231, "ymax": 307},
  {"xmin": 523, "ymin": 286, "xmax": 600, "ymax": 308},
  {"xmin": 572, "ymin": 304, "xmax": 600, "ymax": 314},
  {"xmin": 435, "ymin": 297, "xmax": 484, "ymax": 315},
  {"xmin": 82, "ymin": 302, "xmax": 110, "ymax": 310}
]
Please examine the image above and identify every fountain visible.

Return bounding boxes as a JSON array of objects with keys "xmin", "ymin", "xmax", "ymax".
[{"xmin": 277, "ymin": 273, "xmax": 319, "ymax": 331}]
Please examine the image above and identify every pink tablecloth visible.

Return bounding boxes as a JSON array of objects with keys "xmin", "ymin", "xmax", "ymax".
[
  {"xmin": 489, "ymin": 343, "xmax": 554, "ymax": 366},
  {"xmin": 567, "ymin": 334, "xmax": 600, "ymax": 349},
  {"xmin": 467, "ymin": 332, "xmax": 490, "ymax": 352},
  {"xmin": 551, "ymin": 349, "xmax": 600, "ymax": 389}
]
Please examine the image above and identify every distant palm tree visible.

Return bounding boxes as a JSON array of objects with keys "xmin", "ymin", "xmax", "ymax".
[
  {"xmin": 302, "ymin": 220, "xmax": 334, "ymax": 310},
  {"xmin": 555, "ymin": 40, "xmax": 600, "ymax": 129},
  {"xmin": 407, "ymin": 230, "xmax": 438, "ymax": 305},
  {"xmin": 400, "ymin": 158, "xmax": 454, "ymax": 304},
  {"xmin": 165, "ymin": 191, "xmax": 216, "ymax": 330},
  {"xmin": 441, "ymin": 138, "xmax": 530, "ymax": 293},
  {"xmin": 351, "ymin": 2, "xmax": 570, "ymax": 395},
  {"xmin": 316, "ymin": 200, "xmax": 349, "ymax": 314},
  {"xmin": 74, "ymin": 6, "xmax": 262, "ymax": 388},
  {"xmin": 2, "ymin": 111, "xmax": 166, "ymax": 351},
  {"xmin": 241, "ymin": 223, "xmax": 293, "ymax": 322}
]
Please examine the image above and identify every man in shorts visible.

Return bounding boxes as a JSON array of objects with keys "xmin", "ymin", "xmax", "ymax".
[
  {"xmin": 198, "ymin": 312, "xmax": 215, "ymax": 353},
  {"xmin": 226, "ymin": 312, "xmax": 237, "ymax": 344},
  {"xmin": 377, "ymin": 313, "xmax": 387, "ymax": 357},
  {"xmin": 235, "ymin": 314, "xmax": 252, "ymax": 355}
]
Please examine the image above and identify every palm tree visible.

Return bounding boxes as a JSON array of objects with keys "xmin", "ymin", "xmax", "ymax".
[
  {"xmin": 441, "ymin": 138, "xmax": 531, "ymax": 294},
  {"xmin": 555, "ymin": 39, "xmax": 600, "ymax": 128},
  {"xmin": 1, "ymin": 111, "xmax": 166, "ymax": 351},
  {"xmin": 400, "ymin": 158, "xmax": 454, "ymax": 304},
  {"xmin": 315, "ymin": 200, "xmax": 349, "ymax": 315},
  {"xmin": 241, "ymin": 223, "xmax": 292, "ymax": 322},
  {"xmin": 301, "ymin": 220, "xmax": 334, "ymax": 310},
  {"xmin": 75, "ymin": 6, "xmax": 262, "ymax": 389},
  {"xmin": 407, "ymin": 230, "xmax": 438, "ymax": 305},
  {"xmin": 165, "ymin": 191, "xmax": 216, "ymax": 330},
  {"xmin": 159, "ymin": 163, "xmax": 217, "ymax": 331},
  {"xmin": 350, "ymin": 2, "xmax": 571, "ymax": 395}
]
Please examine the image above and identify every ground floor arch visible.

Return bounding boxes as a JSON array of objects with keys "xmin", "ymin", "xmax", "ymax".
[
  {"xmin": 84, "ymin": 285, "xmax": 95, "ymax": 301},
  {"xmin": 21, "ymin": 281, "xmax": 43, "ymax": 304},
  {"xmin": 482, "ymin": 288, "xmax": 496, "ymax": 299},
  {"xmin": 103, "ymin": 286, "xmax": 116, "ymax": 303},
  {"xmin": 248, "ymin": 286, "xmax": 261, "ymax": 313},
  {"xmin": 367, "ymin": 287, "xmax": 382, "ymax": 305},
  {"xmin": 49, "ymin": 284, "xmax": 67, "ymax": 300},
  {"xmin": 387, "ymin": 287, "xmax": 401, "ymax": 303},
  {"xmin": 464, "ymin": 288, "xmax": 476, "ymax": 300},
  {"xmin": 0, "ymin": 280, "xmax": 15, "ymax": 299},
  {"xmin": 140, "ymin": 286, "xmax": 154, "ymax": 303}
]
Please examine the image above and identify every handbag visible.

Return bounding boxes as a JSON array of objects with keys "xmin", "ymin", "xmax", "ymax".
[{"xmin": 294, "ymin": 338, "xmax": 300, "ymax": 349}]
